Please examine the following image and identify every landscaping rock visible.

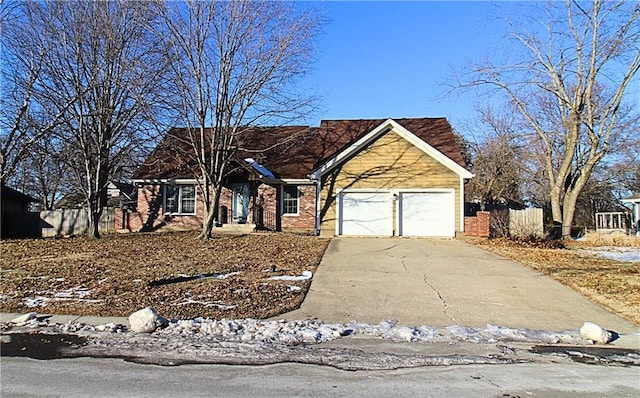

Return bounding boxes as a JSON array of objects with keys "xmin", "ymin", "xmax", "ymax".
[
  {"xmin": 128, "ymin": 307, "xmax": 168, "ymax": 333},
  {"xmin": 579, "ymin": 321, "xmax": 612, "ymax": 344}
]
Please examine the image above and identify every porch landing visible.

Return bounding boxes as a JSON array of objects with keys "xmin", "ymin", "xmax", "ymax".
[{"xmin": 215, "ymin": 224, "xmax": 257, "ymax": 234}]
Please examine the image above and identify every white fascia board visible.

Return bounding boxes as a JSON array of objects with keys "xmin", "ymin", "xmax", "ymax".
[
  {"xmin": 259, "ymin": 178, "xmax": 314, "ymax": 185},
  {"xmin": 130, "ymin": 178, "xmax": 200, "ymax": 185},
  {"xmin": 280, "ymin": 178, "xmax": 315, "ymax": 185},
  {"xmin": 621, "ymin": 197, "xmax": 640, "ymax": 203},
  {"xmin": 310, "ymin": 118, "xmax": 474, "ymax": 180}
]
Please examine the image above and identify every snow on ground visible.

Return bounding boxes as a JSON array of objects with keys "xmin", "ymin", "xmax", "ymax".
[
  {"xmin": 269, "ymin": 270, "xmax": 312, "ymax": 281},
  {"xmin": 21, "ymin": 286, "xmax": 102, "ymax": 308},
  {"xmin": 4, "ymin": 315, "xmax": 589, "ymax": 346},
  {"xmin": 578, "ymin": 246, "xmax": 640, "ymax": 262}
]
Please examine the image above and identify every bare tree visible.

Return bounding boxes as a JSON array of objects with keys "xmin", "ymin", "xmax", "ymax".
[
  {"xmin": 0, "ymin": 1, "xmax": 79, "ymax": 185},
  {"xmin": 160, "ymin": 0, "xmax": 321, "ymax": 239},
  {"xmin": 17, "ymin": 0, "xmax": 169, "ymax": 237},
  {"xmin": 462, "ymin": 107, "xmax": 526, "ymax": 206},
  {"xmin": 455, "ymin": 0, "xmax": 640, "ymax": 238}
]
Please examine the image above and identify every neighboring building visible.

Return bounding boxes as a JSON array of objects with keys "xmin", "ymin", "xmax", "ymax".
[
  {"xmin": 1, "ymin": 184, "xmax": 40, "ymax": 238},
  {"xmin": 130, "ymin": 118, "xmax": 474, "ymax": 237},
  {"xmin": 622, "ymin": 194, "xmax": 640, "ymax": 232},
  {"xmin": 57, "ymin": 181, "xmax": 137, "ymax": 209}
]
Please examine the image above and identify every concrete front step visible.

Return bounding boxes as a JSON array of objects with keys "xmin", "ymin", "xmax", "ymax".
[{"xmin": 216, "ymin": 224, "xmax": 256, "ymax": 233}]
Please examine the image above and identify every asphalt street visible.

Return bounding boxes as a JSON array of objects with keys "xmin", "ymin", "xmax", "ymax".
[{"xmin": 2, "ymin": 356, "xmax": 639, "ymax": 398}]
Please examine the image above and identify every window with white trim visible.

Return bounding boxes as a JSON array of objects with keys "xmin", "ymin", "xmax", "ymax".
[
  {"xmin": 163, "ymin": 184, "xmax": 196, "ymax": 214},
  {"xmin": 282, "ymin": 185, "xmax": 299, "ymax": 215}
]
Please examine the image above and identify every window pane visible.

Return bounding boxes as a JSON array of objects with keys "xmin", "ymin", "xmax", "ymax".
[
  {"xmin": 165, "ymin": 186, "xmax": 179, "ymax": 213},
  {"xmin": 283, "ymin": 186, "xmax": 298, "ymax": 214},
  {"xmin": 181, "ymin": 185, "xmax": 196, "ymax": 214}
]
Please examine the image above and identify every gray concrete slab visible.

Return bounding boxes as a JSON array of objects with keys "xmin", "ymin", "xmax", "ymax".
[{"xmin": 279, "ymin": 238, "xmax": 639, "ymax": 335}]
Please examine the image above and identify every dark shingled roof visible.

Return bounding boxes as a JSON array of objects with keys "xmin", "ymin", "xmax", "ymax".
[
  {"xmin": 132, "ymin": 118, "xmax": 467, "ymax": 181},
  {"xmin": 1, "ymin": 184, "xmax": 37, "ymax": 203}
]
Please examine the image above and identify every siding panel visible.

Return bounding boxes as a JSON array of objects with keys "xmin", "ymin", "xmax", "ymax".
[{"xmin": 319, "ymin": 130, "xmax": 462, "ymax": 236}]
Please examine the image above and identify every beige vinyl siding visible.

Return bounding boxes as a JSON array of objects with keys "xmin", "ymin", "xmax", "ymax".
[{"xmin": 318, "ymin": 129, "xmax": 462, "ymax": 236}]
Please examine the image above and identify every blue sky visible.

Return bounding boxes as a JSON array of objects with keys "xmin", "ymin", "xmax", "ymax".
[{"xmin": 305, "ymin": 1, "xmax": 510, "ymax": 129}]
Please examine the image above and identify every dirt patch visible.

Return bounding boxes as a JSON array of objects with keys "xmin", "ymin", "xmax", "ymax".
[
  {"xmin": 0, "ymin": 232, "xmax": 330, "ymax": 319},
  {"xmin": 470, "ymin": 238, "xmax": 640, "ymax": 325}
]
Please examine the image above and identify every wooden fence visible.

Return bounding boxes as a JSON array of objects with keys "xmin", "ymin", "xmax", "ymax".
[
  {"xmin": 40, "ymin": 208, "xmax": 115, "ymax": 237},
  {"xmin": 508, "ymin": 208, "xmax": 544, "ymax": 238},
  {"xmin": 464, "ymin": 208, "xmax": 544, "ymax": 238}
]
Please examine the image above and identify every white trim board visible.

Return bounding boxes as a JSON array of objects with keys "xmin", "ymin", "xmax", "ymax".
[{"xmin": 310, "ymin": 119, "xmax": 474, "ymax": 180}]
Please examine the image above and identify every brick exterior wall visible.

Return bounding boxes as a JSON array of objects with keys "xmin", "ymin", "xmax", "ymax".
[
  {"xmin": 128, "ymin": 184, "xmax": 206, "ymax": 232},
  {"xmin": 126, "ymin": 182, "xmax": 318, "ymax": 233},
  {"xmin": 464, "ymin": 211, "xmax": 490, "ymax": 237},
  {"xmin": 281, "ymin": 184, "xmax": 316, "ymax": 233}
]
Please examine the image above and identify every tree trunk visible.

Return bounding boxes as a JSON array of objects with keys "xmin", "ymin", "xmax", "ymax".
[
  {"xmin": 91, "ymin": 210, "xmax": 101, "ymax": 239},
  {"xmin": 201, "ymin": 186, "xmax": 221, "ymax": 240},
  {"xmin": 561, "ymin": 193, "xmax": 579, "ymax": 239}
]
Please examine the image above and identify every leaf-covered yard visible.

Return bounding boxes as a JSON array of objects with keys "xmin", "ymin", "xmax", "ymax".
[
  {"xmin": 471, "ymin": 238, "xmax": 640, "ymax": 325},
  {"xmin": 0, "ymin": 232, "xmax": 330, "ymax": 320},
  {"xmin": 2, "ymin": 232, "xmax": 638, "ymax": 326}
]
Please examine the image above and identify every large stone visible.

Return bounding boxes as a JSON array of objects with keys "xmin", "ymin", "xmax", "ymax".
[
  {"xmin": 579, "ymin": 321, "xmax": 612, "ymax": 344},
  {"xmin": 128, "ymin": 307, "xmax": 168, "ymax": 333}
]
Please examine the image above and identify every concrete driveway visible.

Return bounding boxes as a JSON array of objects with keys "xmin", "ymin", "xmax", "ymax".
[{"xmin": 281, "ymin": 238, "xmax": 638, "ymax": 333}]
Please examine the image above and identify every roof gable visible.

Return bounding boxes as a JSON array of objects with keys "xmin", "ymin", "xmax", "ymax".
[{"xmin": 310, "ymin": 119, "xmax": 473, "ymax": 179}]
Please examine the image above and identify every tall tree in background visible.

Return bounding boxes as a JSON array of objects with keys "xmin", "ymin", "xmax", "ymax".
[
  {"xmin": 0, "ymin": 0, "xmax": 80, "ymax": 185},
  {"xmin": 160, "ymin": 0, "xmax": 321, "ymax": 239},
  {"xmin": 13, "ymin": 0, "xmax": 169, "ymax": 237},
  {"xmin": 463, "ymin": 108, "xmax": 525, "ymax": 206},
  {"xmin": 457, "ymin": 0, "xmax": 640, "ymax": 238}
]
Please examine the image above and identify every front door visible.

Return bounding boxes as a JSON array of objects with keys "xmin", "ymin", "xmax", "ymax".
[{"xmin": 232, "ymin": 183, "xmax": 250, "ymax": 223}]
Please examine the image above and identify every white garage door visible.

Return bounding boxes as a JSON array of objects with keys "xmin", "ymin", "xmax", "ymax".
[
  {"xmin": 399, "ymin": 191, "xmax": 455, "ymax": 237},
  {"xmin": 339, "ymin": 192, "xmax": 392, "ymax": 236}
]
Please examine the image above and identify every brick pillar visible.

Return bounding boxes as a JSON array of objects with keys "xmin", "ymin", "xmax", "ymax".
[
  {"xmin": 464, "ymin": 217, "xmax": 478, "ymax": 236},
  {"xmin": 477, "ymin": 211, "xmax": 490, "ymax": 237}
]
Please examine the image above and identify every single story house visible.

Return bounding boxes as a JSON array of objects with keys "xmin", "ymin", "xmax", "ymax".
[{"xmin": 130, "ymin": 118, "xmax": 474, "ymax": 237}]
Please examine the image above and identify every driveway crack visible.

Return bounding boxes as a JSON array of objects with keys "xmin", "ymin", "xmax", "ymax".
[
  {"xmin": 423, "ymin": 274, "xmax": 455, "ymax": 323},
  {"xmin": 400, "ymin": 256, "xmax": 408, "ymax": 272}
]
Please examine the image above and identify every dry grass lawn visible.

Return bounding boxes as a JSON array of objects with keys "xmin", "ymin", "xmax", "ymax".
[
  {"xmin": 0, "ymin": 232, "xmax": 330, "ymax": 320},
  {"xmin": 2, "ymin": 231, "xmax": 638, "ymax": 326},
  {"xmin": 471, "ymin": 234, "xmax": 640, "ymax": 326}
]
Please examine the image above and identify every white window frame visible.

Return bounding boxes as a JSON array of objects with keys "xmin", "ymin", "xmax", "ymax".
[
  {"xmin": 282, "ymin": 185, "xmax": 299, "ymax": 216},
  {"xmin": 163, "ymin": 184, "xmax": 196, "ymax": 215}
]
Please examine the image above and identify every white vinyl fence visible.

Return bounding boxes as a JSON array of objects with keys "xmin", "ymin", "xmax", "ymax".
[
  {"xmin": 509, "ymin": 208, "xmax": 544, "ymax": 238},
  {"xmin": 41, "ymin": 208, "xmax": 115, "ymax": 237}
]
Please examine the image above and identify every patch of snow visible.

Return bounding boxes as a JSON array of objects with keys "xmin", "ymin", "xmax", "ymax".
[
  {"xmin": 244, "ymin": 158, "xmax": 275, "ymax": 179},
  {"xmin": 24, "ymin": 296, "xmax": 51, "ymax": 307},
  {"xmin": 23, "ymin": 286, "xmax": 101, "ymax": 307},
  {"xmin": 4, "ymin": 314, "xmax": 592, "ymax": 348},
  {"xmin": 447, "ymin": 324, "xmax": 584, "ymax": 345},
  {"xmin": 287, "ymin": 285, "xmax": 301, "ymax": 292},
  {"xmin": 178, "ymin": 271, "xmax": 242, "ymax": 280},
  {"xmin": 578, "ymin": 246, "xmax": 640, "ymax": 262},
  {"xmin": 269, "ymin": 270, "xmax": 312, "ymax": 281},
  {"xmin": 215, "ymin": 271, "xmax": 241, "ymax": 280},
  {"xmin": 54, "ymin": 286, "xmax": 93, "ymax": 299},
  {"xmin": 177, "ymin": 299, "xmax": 237, "ymax": 310}
]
